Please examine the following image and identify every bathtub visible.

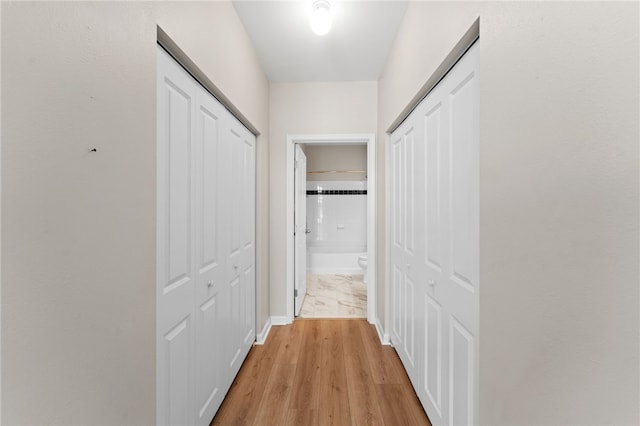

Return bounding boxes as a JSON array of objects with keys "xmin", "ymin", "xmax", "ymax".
[{"xmin": 306, "ymin": 243, "xmax": 366, "ymax": 275}]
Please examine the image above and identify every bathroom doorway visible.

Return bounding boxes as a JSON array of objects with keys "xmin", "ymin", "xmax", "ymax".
[
  {"xmin": 286, "ymin": 134, "xmax": 376, "ymax": 324},
  {"xmin": 301, "ymin": 144, "xmax": 368, "ymax": 318}
]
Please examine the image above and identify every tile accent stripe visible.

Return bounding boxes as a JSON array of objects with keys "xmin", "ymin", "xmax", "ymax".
[{"xmin": 306, "ymin": 190, "xmax": 368, "ymax": 195}]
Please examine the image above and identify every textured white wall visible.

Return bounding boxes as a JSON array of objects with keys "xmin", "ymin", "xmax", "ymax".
[
  {"xmin": 269, "ymin": 81, "xmax": 377, "ymax": 317},
  {"xmin": 1, "ymin": 2, "xmax": 268, "ymax": 424},
  {"xmin": 379, "ymin": 2, "xmax": 639, "ymax": 424}
]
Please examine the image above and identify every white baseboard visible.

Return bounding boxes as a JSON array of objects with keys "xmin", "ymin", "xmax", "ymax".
[
  {"xmin": 375, "ymin": 317, "xmax": 390, "ymax": 345},
  {"xmin": 255, "ymin": 317, "xmax": 272, "ymax": 345},
  {"xmin": 270, "ymin": 316, "xmax": 290, "ymax": 326}
]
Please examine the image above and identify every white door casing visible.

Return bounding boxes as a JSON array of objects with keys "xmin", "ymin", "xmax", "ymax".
[
  {"xmin": 285, "ymin": 134, "xmax": 377, "ymax": 328},
  {"xmin": 294, "ymin": 145, "xmax": 307, "ymax": 316},
  {"xmin": 390, "ymin": 42, "xmax": 479, "ymax": 426}
]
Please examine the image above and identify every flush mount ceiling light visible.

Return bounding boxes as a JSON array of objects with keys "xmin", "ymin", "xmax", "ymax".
[{"xmin": 310, "ymin": 0, "xmax": 332, "ymax": 36}]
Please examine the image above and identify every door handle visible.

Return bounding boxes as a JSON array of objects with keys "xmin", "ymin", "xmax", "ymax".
[{"xmin": 305, "ymin": 228, "xmax": 311, "ymax": 234}]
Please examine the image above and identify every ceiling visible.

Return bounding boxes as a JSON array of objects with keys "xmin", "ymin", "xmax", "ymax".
[{"xmin": 232, "ymin": 1, "xmax": 408, "ymax": 82}]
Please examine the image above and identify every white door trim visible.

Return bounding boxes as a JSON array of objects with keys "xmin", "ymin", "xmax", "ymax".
[{"xmin": 286, "ymin": 134, "xmax": 376, "ymax": 324}]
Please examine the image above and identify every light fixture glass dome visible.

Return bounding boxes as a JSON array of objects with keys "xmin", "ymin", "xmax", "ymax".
[{"xmin": 310, "ymin": 0, "xmax": 332, "ymax": 36}]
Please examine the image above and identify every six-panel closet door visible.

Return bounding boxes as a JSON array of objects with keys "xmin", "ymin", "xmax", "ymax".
[
  {"xmin": 156, "ymin": 45, "xmax": 256, "ymax": 426},
  {"xmin": 390, "ymin": 42, "xmax": 479, "ymax": 426}
]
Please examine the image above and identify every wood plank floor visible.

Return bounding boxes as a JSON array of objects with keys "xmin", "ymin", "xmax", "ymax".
[{"xmin": 211, "ymin": 319, "xmax": 431, "ymax": 426}]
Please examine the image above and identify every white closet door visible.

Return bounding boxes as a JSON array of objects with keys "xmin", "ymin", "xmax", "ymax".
[
  {"xmin": 222, "ymin": 114, "xmax": 256, "ymax": 381},
  {"xmin": 420, "ymin": 42, "xmax": 479, "ymax": 426},
  {"xmin": 439, "ymin": 43, "xmax": 479, "ymax": 426},
  {"xmin": 390, "ymin": 42, "xmax": 479, "ymax": 426},
  {"xmin": 193, "ymin": 84, "xmax": 227, "ymax": 425},
  {"xmin": 420, "ymin": 83, "xmax": 447, "ymax": 425},
  {"xmin": 157, "ymin": 47, "xmax": 196, "ymax": 426},
  {"xmin": 390, "ymin": 118, "xmax": 424, "ymax": 388},
  {"xmin": 158, "ymin": 45, "xmax": 256, "ymax": 426},
  {"xmin": 238, "ymin": 120, "xmax": 256, "ymax": 360}
]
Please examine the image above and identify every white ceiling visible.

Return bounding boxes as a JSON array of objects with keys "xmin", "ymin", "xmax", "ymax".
[{"xmin": 233, "ymin": 1, "xmax": 408, "ymax": 82}]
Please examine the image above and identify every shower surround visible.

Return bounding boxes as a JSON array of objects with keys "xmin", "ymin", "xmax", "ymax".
[{"xmin": 306, "ymin": 180, "xmax": 367, "ymax": 275}]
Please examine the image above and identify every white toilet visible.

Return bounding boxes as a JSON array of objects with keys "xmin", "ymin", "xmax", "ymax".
[{"xmin": 357, "ymin": 255, "xmax": 368, "ymax": 284}]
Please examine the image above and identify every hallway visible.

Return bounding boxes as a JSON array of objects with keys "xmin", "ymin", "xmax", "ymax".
[{"xmin": 211, "ymin": 319, "xmax": 431, "ymax": 425}]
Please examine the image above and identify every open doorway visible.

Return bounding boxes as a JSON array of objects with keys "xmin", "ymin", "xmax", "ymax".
[{"xmin": 286, "ymin": 134, "xmax": 376, "ymax": 324}]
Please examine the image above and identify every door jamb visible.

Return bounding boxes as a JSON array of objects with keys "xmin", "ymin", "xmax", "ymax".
[{"xmin": 286, "ymin": 134, "xmax": 376, "ymax": 324}]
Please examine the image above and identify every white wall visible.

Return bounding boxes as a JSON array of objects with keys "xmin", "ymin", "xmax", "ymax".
[
  {"xmin": 379, "ymin": 2, "xmax": 639, "ymax": 424},
  {"xmin": 306, "ymin": 145, "xmax": 367, "ymax": 181},
  {"xmin": 269, "ymin": 81, "xmax": 377, "ymax": 317},
  {"xmin": 1, "ymin": 2, "xmax": 269, "ymax": 424}
]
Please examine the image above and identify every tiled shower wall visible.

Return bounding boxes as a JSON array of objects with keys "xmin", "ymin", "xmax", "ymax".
[{"xmin": 306, "ymin": 180, "xmax": 367, "ymax": 249}]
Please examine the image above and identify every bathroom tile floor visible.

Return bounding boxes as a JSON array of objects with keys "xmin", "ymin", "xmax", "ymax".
[{"xmin": 299, "ymin": 274, "xmax": 367, "ymax": 318}]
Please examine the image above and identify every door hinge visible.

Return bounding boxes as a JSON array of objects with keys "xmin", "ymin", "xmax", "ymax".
[{"xmin": 294, "ymin": 289, "xmax": 298, "ymax": 297}]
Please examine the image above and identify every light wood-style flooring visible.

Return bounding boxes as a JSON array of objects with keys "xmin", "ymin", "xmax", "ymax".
[{"xmin": 211, "ymin": 319, "xmax": 431, "ymax": 426}]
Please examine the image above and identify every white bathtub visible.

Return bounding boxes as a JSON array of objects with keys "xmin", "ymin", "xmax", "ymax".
[{"xmin": 306, "ymin": 243, "xmax": 366, "ymax": 275}]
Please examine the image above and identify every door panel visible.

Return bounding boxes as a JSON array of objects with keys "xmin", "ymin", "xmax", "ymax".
[
  {"xmin": 448, "ymin": 72, "xmax": 478, "ymax": 294},
  {"xmin": 224, "ymin": 117, "xmax": 256, "ymax": 379},
  {"xmin": 425, "ymin": 103, "xmax": 443, "ymax": 273},
  {"xmin": 403, "ymin": 274, "xmax": 415, "ymax": 367},
  {"xmin": 239, "ymin": 130, "xmax": 256, "ymax": 349},
  {"xmin": 157, "ymin": 47, "xmax": 196, "ymax": 426},
  {"xmin": 166, "ymin": 85, "xmax": 191, "ymax": 288},
  {"xmin": 193, "ymin": 85, "xmax": 226, "ymax": 425},
  {"xmin": 391, "ymin": 122, "xmax": 422, "ymax": 382},
  {"xmin": 443, "ymin": 47, "xmax": 478, "ymax": 426},
  {"xmin": 404, "ymin": 130, "xmax": 415, "ymax": 256},
  {"xmin": 425, "ymin": 293, "xmax": 443, "ymax": 418},
  {"xmin": 228, "ymin": 276, "xmax": 242, "ymax": 371},
  {"xmin": 243, "ymin": 265, "xmax": 255, "ymax": 344},
  {"xmin": 420, "ymin": 90, "xmax": 449, "ymax": 426},
  {"xmin": 227, "ymin": 128, "xmax": 243, "ymax": 264},
  {"xmin": 392, "ymin": 136, "xmax": 403, "ymax": 249},
  {"xmin": 196, "ymin": 293, "xmax": 223, "ymax": 421},
  {"xmin": 243, "ymin": 136, "xmax": 256, "ymax": 252},
  {"xmin": 449, "ymin": 316, "xmax": 474, "ymax": 426},
  {"xmin": 198, "ymin": 106, "xmax": 219, "ymax": 274},
  {"xmin": 392, "ymin": 264, "xmax": 403, "ymax": 345},
  {"xmin": 390, "ymin": 133, "xmax": 404, "ymax": 349},
  {"xmin": 164, "ymin": 318, "xmax": 192, "ymax": 426}
]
